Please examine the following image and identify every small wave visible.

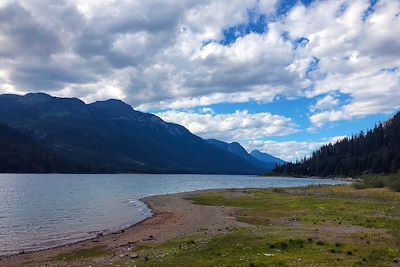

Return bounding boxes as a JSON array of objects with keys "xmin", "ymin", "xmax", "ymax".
[{"xmin": 124, "ymin": 199, "xmax": 140, "ymax": 204}]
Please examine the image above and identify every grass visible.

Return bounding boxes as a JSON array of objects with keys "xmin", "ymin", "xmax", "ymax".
[
  {"xmin": 52, "ymin": 245, "xmax": 111, "ymax": 261},
  {"xmin": 49, "ymin": 185, "xmax": 400, "ymax": 266},
  {"xmin": 127, "ymin": 185, "xmax": 400, "ymax": 267},
  {"xmin": 354, "ymin": 174, "xmax": 400, "ymax": 192}
]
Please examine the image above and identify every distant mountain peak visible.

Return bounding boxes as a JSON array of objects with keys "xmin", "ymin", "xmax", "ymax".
[
  {"xmin": 90, "ymin": 99, "xmax": 133, "ymax": 112},
  {"xmin": 207, "ymin": 139, "xmax": 249, "ymax": 154},
  {"xmin": 25, "ymin": 92, "xmax": 52, "ymax": 98},
  {"xmin": 250, "ymin": 150, "xmax": 285, "ymax": 165},
  {"xmin": 20, "ymin": 92, "xmax": 52, "ymax": 104},
  {"xmin": 19, "ymin": 92, "xmax": 85, "ymax": 107},
  {"xmin": 206, "ymin": 139, "xmax": 282, "ymax": 171},
  {"xmin": 88, "ymin": 99, "xmax": 139, "ymax": 119}
]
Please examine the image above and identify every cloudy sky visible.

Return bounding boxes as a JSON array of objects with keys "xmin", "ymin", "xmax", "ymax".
[{"xmin": 0, "ymin": 0, "xmax": 399, "ymax": 161}]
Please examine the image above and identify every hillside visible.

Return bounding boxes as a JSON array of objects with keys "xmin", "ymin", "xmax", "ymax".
[
  {"xmin": 207, "ymin": 139, "xmax": 283, "ymax": 170},
  {"xmin": 274, "ymin": 111, "xmax": 400, "ymax": 177},
  {"xmin": 250, "ymin": 150, "xmax": 285, "ymax": 167},
  {"xmin": 0, "ymin": 122, "xmax": 86, "ymax": 173},
  {"xmin": 0, "ymin": 93, "xmax": 266, "ymax": 174}
]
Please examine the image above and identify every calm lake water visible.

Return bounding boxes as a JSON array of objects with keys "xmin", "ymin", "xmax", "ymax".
[{"xmin": 0, "ymin": 174, "xmax": 345, "ymax": 255}]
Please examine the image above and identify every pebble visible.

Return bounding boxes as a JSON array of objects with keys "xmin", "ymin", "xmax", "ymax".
[{"xmin": 130, "ymin": 253, "xmax": 139, "ymax": 259}]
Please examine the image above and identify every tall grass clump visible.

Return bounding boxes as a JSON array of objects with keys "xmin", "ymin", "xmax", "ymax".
[{"xmin": 354, "ymin": 174, "xmax": 400, "ymax": 192}]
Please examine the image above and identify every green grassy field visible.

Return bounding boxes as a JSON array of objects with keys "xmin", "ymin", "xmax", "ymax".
[
  {"xmin": 126, "ymin": 185, "xmax": 400, "ymax": 267},
  {"xmin": 51, "ymin": 185, "xmax": 400, "ymax": 266},
  {"xmin": 52, "ymin": 245, "xmax": 111, "ymax": 262}
]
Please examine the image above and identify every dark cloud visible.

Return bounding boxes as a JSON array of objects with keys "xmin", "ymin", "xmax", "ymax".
[
  {"xmin": 0, "ymin": 3, "xmax": 62, "ymax": 59},
  {"xmin": 0, "ymin": 0, "xmax": 398, "ymax": 128}
]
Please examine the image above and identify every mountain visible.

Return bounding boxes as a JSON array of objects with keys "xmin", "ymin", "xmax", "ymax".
[
  {"xmin": 0, "ymin": 93, "xmax": 265, "ymax": 174},
  {"xmin": 207, "ymin": 139, "xmax": 281, "ymax": 170},
  {"xmin": 274, "ymin": 111, "xmax": 400, "ymax": 177},
  {"xmin": 0, "ymin": 122, "xmax": 85, "ymax": 173},
  {"xmin": 207, "ymin": 139, "xmax": 251, "ymax": 159},
  {"xmin": 250, "ymin": 150, "xmax": 286, "ymax": 166}
]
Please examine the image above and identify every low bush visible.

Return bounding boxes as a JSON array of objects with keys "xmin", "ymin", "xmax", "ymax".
[{"xmin": 353, "ymin": 174, "xmax": 400, "ymax": 192}]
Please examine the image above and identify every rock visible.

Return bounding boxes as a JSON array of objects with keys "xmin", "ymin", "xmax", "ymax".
[
  {"xmin": 142, "ymin": 235, "xmax": 156, "ymax": 241},
  {"xmin": 130, "ymin": 253, "xmax": 139, "ymax": 259},
  {"xmin": 119, "ymin": 254, "xmax": 126, "ymax": 258}
]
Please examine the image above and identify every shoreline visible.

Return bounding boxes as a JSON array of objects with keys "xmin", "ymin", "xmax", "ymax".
[
  {"xmin": 0, "ymin": 180, "xmax": 349, "ymax": 266},
  {"xmin": 0, "ymin": 182, "xmax": 349, "ymax": 260},
  {"xmin": 0, "ymin": 188, "xmax": 251, "ymax": 266},
  {"xmin": 0, "ymin": 199, "xmax": 154, "ymax": 258},
  {"xmin": 261, "ymin": 174, "xmax": 358, "ymax": 183},
  {"xmin": 0, "ymin": 201, "xmax": 155, "ymax": 257}
]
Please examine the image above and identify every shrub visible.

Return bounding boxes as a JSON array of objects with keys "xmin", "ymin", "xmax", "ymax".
[
  {"xmin": 272, "ymin": 188, "xmax": 286, "ymax": 193},
  {"xmin": 388, "ymin": 176, "xmax": 400, "ymax": 192},
  {"xmin": 354, "ymin": 174, "xmax": 400, "ymax": 192},
  {"xmin": 278, "ymin": 241, "xmax": 288, "ymax": 250}
]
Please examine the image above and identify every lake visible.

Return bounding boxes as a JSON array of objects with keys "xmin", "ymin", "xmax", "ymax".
[{"xmin": 0, "ymin": 174, "xmax": 345, "ymax": 255}]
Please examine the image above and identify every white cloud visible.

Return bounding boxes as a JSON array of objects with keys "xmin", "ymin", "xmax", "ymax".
[
  {"xmin": 309, "ymin": 94, "xmax": 340, "ymax": 112},
  {"xmin": 157, "ymin": 109, "xmax": 298, "ymax": 141},
  {"xmin": 135, "ymin": 89, "xmax": 281, "ymax": 111},
  {"xmin": 0, "ymin": 0, "xmax": 398, "ymax": 129},
  {"xmin": 0, "ymin": 0, "xmax": 306, "ymax": 108},
  {"xmin": 284, "ymin": 0, "xmax": 400, "ymax": 126},
  {"xmin": 310, "ymin": 68, "xmax": 400, "ymax": 126}
]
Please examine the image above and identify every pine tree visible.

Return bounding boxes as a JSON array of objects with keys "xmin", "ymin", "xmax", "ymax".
[{"xmin": 274, "ymin": 111, "xmax": 400, "ymax": 176}]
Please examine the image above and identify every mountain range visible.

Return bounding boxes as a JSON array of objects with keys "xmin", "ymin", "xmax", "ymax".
[
  {"xmin": 206, "ymin": 139, "xmax": 285, "ymax": 170},
  {"xmin": 250, "ymin": 150, "xmax": 286, "ymax": 166},
  {"xmin": 0, "ymin": 93, "xmax": 284, "ymax": 174}
]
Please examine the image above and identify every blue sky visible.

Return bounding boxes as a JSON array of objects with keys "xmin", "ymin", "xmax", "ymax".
[
  {"xmin": 192, "ymin": 99, "xmax": 392, "ymax": 142},
  {"xmin": 0, "ymin": 0, "xmax": 399, "ymax": 161}
]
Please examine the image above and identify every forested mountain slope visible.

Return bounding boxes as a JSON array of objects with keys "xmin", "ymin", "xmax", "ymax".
[
  {"xmin": 275, "ymin": 112, "xmax": 400, "ymax": 177},
  {"xmin": 0, "ymin": 93, "xmax": 266, "ymax": 174}
]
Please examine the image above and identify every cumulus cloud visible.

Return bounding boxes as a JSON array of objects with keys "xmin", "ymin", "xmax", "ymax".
[
  {"xmin": 286, "ymin": 0, "xmax": 400, "ymax": 126},
  {"xmin": 309, "ymin": 94, "xmax": 340, "ymax": 112},
  {"xmin": 157, "ymin": 109, "xmax": 298, "ymax": 141},
  {"xmin": 309, "ymin": 67, "xmax": 400, "ymax": 126},
  {"xmin": 0, "ymin": 0, "xmax": 399, "ymax": 135}
]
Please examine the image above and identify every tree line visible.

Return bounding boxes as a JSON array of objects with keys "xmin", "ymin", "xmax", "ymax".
[{"xmin": 274, "ymin": 111, "xmax": 400, "ymax": 177}]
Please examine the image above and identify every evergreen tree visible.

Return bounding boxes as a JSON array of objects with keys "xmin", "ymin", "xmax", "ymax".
[{"xmin": 274, "ymin": 112, "xmax": 400, "ymax": 177}]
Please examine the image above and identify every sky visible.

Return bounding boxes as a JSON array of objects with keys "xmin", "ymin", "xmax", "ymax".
[{"xmin": 0, "ymin": 0, "xmax": 399, "ymax": 161}]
